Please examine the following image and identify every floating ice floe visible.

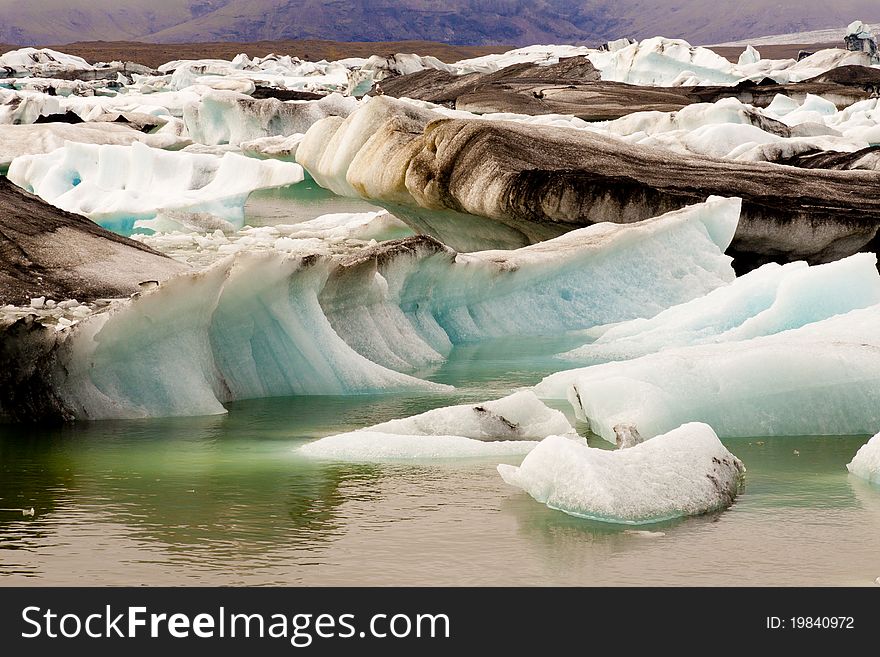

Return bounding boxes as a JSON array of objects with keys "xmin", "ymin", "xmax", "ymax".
[
  {"xmin": 298, "ymin": 390, "xmax": 572, "ymax": 461},
  {"xmin": 847, "ymin": 433, "xmax": 880, "ymax": 484},
  {"xmin": 536, "ymin": 304, "xmax": 880, "ymax": 441},
  {"xmin": 560, "ymin": 253, "xmax": 880, "ymax": 363},
  {"xmin": 7, "ymin": 141, "xmax": 304, "ymax": 233},
  {"xmin": 498, "ymin": 422, "xmax": 744, "ymax": 524}
]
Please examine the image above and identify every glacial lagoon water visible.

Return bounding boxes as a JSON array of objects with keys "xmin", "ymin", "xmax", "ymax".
[{"xmin": 1, "ymin": 335, "xmax": 878, "ymax": 586}]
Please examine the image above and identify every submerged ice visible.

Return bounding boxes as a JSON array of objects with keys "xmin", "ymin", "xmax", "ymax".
[{"xmin": 498, "ymin": 422, "xmax": 744, "ymax": 524}]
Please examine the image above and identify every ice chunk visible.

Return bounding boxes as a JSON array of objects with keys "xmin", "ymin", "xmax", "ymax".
[
  {"xmin": 847, "ymin": 433, "xmax": 880, "ymax": 485},
  {"xmin": 7, "ymin": 141, "xmax": 304, "ymax": 234},
  {"xmin": 297, "ymin": 391, "xmax": 569, "ymax": 461},
  {"xmin": 0, "ymin": 123, "xmax": 187, "ymax": 169},
  {"xmin": 537, "ymin": 305, "xmax": 880, "ymax": 441},
  {"xmin": 184, "ymin": 91, "xmax": 358, "ymax": 146},
  {"xmin": 590, "ymin": 37, "xmax": 740, "ymax": 86},
  {"xmin": 738, "ymin": 46, "xmax": 761, "ymax": 66},
  {"xmin": 299, "ymin": 431, "xmax": 538, "ymax": 461},
  {"xmin": 366, "ymin": 391, "xmax": 574, "ymax": 440},
  {"xmin": 498, "ymin": 423, "xmax": 744, "ymax": 524},
  {"xmin": 561, "ymin": 254, "xmax": 880, "ymax": 363}
]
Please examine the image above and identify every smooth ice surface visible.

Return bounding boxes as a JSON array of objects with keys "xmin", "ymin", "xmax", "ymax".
[
  {"xmin": 847, "ymin": 433, "xmax": 880, "ymax": 484},
  {"xmin": 561, "ymin": 253, "xmax": 880, "ymax": 363},
  {"xmin": 537, "ymin": 305, "xmax": 880, "ymax": 441},
  {"xmin": 498, "ymin": 423, "xmax": 744, "ymax": 524},
  {"xmin": 8, "ymin": 141, "xmax": 304, "ymax": 233}
]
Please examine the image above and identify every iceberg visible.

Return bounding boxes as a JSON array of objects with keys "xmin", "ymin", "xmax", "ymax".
[
  {"xmin": 298, "ymin": 390, "xmax": 571, "ymax": 461},
  {"xmin": 183, "ymin": 90, "xmax": 358, "ymax": 146},
  {"xmin": 297, "ymin": 96, "xmax": 880, "ymax": 266},
  {"xmin": 1, "ymin": 194, "xmax": 739, "ymax": 421},
  {"xmin": 0, "ymin": 122, "xmax": 187, "ymax": 170},
  {"xmin": 847, "ymin": 433, "xmax": 880, "ymax": 484},
  {"xmin": 364, "ymin": 391, "xmax": 574, "ymax": 440},
  {"xmin": 536, "ymin": 305, "xmax": 880, "ymax": 441},
  {"xmin": 498, "ymin": 422, "xmax": 744, "ymax": 524},
  {"xmin": 7, "ymin": 141, "xmax": 304, "ymax": 234},
  {"xmin": 561, "ymin": 253, "xmax": 880, "ymax": 363},
  {"xmin": 298, "ymin": 431, "xmax": 538, "ymax": 461},
  {"xmin": 589, "ymin": 37, "xmax": 740, "ymax": 86}
]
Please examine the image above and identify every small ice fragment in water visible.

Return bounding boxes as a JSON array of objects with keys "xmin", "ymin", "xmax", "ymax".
[
  {"xmin": 30, "ymin": 296, "xmax": 45, "ymax": 308},
  {"xmin": 22, "ymin": 508, "xmax": 34, "ymax": 517}
]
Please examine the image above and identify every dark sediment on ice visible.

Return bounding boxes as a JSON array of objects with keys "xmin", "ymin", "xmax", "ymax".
[{"xmin": 0, "ymin": 177, "xmax": 187, "ymax": 306}]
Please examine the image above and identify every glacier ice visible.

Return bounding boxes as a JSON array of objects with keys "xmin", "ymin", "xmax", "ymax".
[
  {"xmin": 7, "ymin": 141, "xmax": 304, "ymax": 233},
  {"xmin": 498, "ymin": 422, "xmax": 744, "ymax": 524},
  {"xmin": 847, "ymin": 433, "xmax": 880, "ymax": 485},
  {"xmin": 364, "ymin": 391, "xmax": 574, "ymax": 440},
  {"xmin": 21, "ymin": 250, "xmax": 449, "ymax": 421},
  {"xmin": 297, "ymin": 390, "xmax": 569, "ymax": 460},
  {"xmin": 2, "ymin": 193, "xmax": 740, "ymax": 420},
  {"xmin": 536, "ymin": 305, "xmax": 880, "ymax": 441},
  {"xmin": 298, "ymin": 431, "xmax": 539, "ymax": 461},
  {"xmin": 561, "ymin": 253, "xmax": 880, "ymax": 363},
  {"xmin": 183, "ymin": 90, "xmax": 358, "ymax": 146},
  {"xmin": 0, "ymin": 122, "xmax": 187, "ymax": 169}
]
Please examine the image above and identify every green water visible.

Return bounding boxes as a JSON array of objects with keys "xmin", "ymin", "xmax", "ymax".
[
  {"xmin": 1, "ymin": 335, "xmax": 878, "ymax": 586},
  {"xmin": 244, "ymin": 180, "xmax": 383, "ymax": 226}
]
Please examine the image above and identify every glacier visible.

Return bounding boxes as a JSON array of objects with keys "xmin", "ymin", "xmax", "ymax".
[
  {"xmin": 847, "ymin": 433, "xmax": 880, "ymax": 485},
  {"xmin": 498, "ymin": 422, "xmax": 745, "ymax": 524},
  {"xmin": 7, "ymin": 141, "xmax": 305, "ymax": 233},
  {"xmin": 297, "ymin": 390, "xmax": 571, "ymax": 461},
  {"xmin": 561, "ymin": 253, "xmax": 880, "ymax": 363},
  {"xmin": 536, "ymin": 305, "xmax": 880, "ymax": 441}
]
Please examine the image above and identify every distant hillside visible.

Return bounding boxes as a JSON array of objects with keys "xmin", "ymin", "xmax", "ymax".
[
  {"xmin": 0, "ymin": 39, "xmax": 507, "ymax": 68},
  {"xmin": 1, "ymin": 1, "xmax": 879, "ymax": 47}
]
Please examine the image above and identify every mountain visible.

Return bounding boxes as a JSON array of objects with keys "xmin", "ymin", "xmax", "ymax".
[{"xmin": 2, "ymin": 0, "xmax": 880, "ymax": 47}]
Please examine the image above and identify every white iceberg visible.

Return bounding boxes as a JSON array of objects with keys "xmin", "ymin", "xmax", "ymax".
[
  {"xmin": 298, "ymin": 431, "xmax": 539, "ymax": 461},
  {"xmin": 498, "ymin": 422, "xmax": 744, "ymax": 524},
  {"xmin": 7, "ymin": 141, "xmax": 304, "ymax": 233},
  {"xmin": 298, "ymin": 390, "xmax": 571, "ymax": 460},
  {"xmin": 847, "ymin": 433, "xmax": 880, "ymax": 485},
  {"xmin": 561, "ymin": 253, "xmax": 880, "ymax": 363},
  {"xmin": 0, "ymin": 122, "xmax": 187, "ymax": 169},
  {"xmin": 536, "ymin": 305, "xmax": 880, "ymax": 441}
]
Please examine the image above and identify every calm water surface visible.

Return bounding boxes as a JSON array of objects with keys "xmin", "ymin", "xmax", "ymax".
[{"xmin": 1, "ymin": 336, "xmax": 878, "ymax": 586}]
